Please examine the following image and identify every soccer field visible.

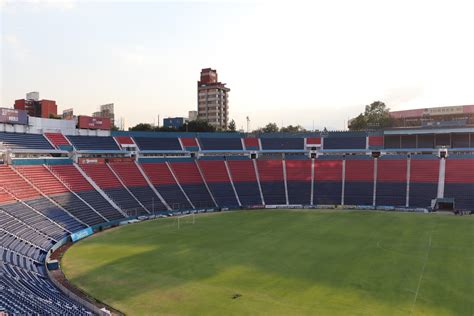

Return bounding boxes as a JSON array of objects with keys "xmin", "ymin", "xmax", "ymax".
[{"xmin": 62, "ymin": 210, "xmax": 473, "ymax": 316}]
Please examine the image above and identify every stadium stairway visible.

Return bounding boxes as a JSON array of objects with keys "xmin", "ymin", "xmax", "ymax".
[{"xmin": 44, "ymin": 132, "xmax": 72, "ymax": 150}]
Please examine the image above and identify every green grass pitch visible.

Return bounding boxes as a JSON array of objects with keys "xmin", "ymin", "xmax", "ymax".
[{"xmin": 62, "ymin": 210, "xmax": 473, "ymax": 315}]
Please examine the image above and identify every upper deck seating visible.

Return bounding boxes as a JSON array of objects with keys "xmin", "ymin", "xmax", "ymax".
[
  {"xmin": 323, "ymin": 136, "xmax": 366, "ymax": 150},
  {"xmin": 198, "ymin": 137, "xmax": 243, "ymax": 151},
  {"xmin": 133, "ymin": 137, "xmax": 182, "ymax": 151},
  {"xmin": 0, "ymin": 132, "xmax": 54, "ymax": 150},
  {"xmin": 243, "ymin": 137, "xmax": 259, "ymax": 150},
  {"xmin": 44, "ymin": 133, "xmax": 71, "ymax": 149},
  {"xmin": 260, "ymin": 138, "xmax": 304, "ymax": 150},
  {"xmin": 67, "ymin": 135, "xmax": 120, "ymax": 151}
]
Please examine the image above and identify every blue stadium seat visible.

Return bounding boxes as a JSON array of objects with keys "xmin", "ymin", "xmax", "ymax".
[
  {"xmin": 67, "ymin": 135, "xmax": 119, "ymax": 151},
  {"xmin": 0, "ymin": 132, "xmax": 54, "ymax": 150},
  {"xmin": 133, "ymin": 137, "xmax": 182, "ymax": 151}
]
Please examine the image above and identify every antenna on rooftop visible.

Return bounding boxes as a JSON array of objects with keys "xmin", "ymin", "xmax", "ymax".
[{"xmin": 246, "ymin": 116, "xmax": 250, "ymax": 133}]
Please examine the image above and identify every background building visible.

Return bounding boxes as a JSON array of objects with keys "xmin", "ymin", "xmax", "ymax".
[
  {"xmin": 62, "ymin": 108, "xmax": 74, "ymax": 120},
  {"xmin": 197, "ymin": 68, "xmax": 230, "ymax": 130},
  {"xmin": 93, "ymin": 103, "xmax": 115, "ymax": 127},
  {"xmin": 188, "ymin": 110, "xmax": 198, "ymax": 121},
  {"xmin": 14, "ymin": 92, "xmax": 58, "ymax": 118},
  {"xmin": 163, "ymin": 117, "xmax": 188, "ymax": 129},
  {"xmin": 390, "ymin": 104, "xmax": 474, "ymax": 128}
]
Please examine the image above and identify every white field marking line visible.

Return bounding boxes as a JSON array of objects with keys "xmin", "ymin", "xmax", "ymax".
[{"xmin": 410, "ymin": 231, "xmax": 433, "ymax": 315}]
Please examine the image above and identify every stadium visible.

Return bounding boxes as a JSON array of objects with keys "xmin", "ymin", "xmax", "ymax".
[{"xmin": 0, "ymin": 121, "xmax": 473, "ymax": 315}]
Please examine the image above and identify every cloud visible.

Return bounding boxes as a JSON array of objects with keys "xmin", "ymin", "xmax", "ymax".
[
  {"xmin": 383, "ymin": 85, "xmax": 425, "ymax": 109},
  {"xmin": 2, "ymin": 0, "xmax": 77, "ymax": 12},
  {"xmin": 3, "ymin": 34, "xmax": 30, "ymax": 62}
]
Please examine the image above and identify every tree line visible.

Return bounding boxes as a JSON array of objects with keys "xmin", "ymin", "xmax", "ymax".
[{"xmin": 128, "ymin": 101, "xmax": 394, "ymax": 133}]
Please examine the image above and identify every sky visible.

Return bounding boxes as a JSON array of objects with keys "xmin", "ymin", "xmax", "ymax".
[{"xmin": 1, "ymin": 0, "xmax": 473, "ymax": 131}]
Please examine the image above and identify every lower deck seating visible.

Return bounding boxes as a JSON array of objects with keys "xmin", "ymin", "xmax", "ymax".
[
  {"xmin": 140, "ymin": 162, "xmax": 192, "ymax": 210},
  {"xmin": 1, "ymin": 202, "xmax": 68, "ymax": 240},
  {"xmin": 313, "ymin": 159, "xmax": 343, "ymax": 205},
  {"xmin": 286, "ymin": 159, "xmax": 312, "ymax": 205},
  {"xmin": 76, "ymin": 191, "xmax": 125, "ymax": 221},
  {"xmin": 227, "ymin": 160, "xmax": 262, "ymax": 206},
  {"xmin": 109, "ymin": 163, "xmax": 166, "ymax": 213},
  {"xmin": 409, "ymin": 158, "xmax": 439, "ymax": 208},
  {"xmin": 198, "ymin": 160, "xmax": 239, "ymax": 207},
  {"xmin": 169, "ymin": 161, "xmax": 215, "ymax": 208},
  {"xmin": 24, "ymin": 197, "xmax": 85, "ymax": 232},
  {"xmin": 102, "ymin": 187, "xmax": 148, "ymax": 216},
  {"xmin": 344, "ymin": 158, "xmax": 374, "ymax": 206},
  {"xmin": 376, "ymin": 158, "xmax": 408, "ymax": 207},
  {"xmin": 2, "ymin": 262, "xmax": 91, "ymax": 315},
  {"xmin": 50, "ymin": 193, "xmax": 105, "ymax": 226},
  {"xmin": 257, "ymin": 159, "xmax": 287, "ymax": 205},
  {"xmin": 444, "ymin": 157, "xmax": 474, "ymax": 211}
]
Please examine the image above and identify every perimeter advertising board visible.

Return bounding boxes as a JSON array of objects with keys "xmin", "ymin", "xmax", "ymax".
[
  {"xmin": 70, "ymin": 227, "xmax": 94, "ymax": 242},
  {"xmin": 78, "ymin": 115, "xmax": 111, "ymax": 130},
  {"xmin": 0, "ymin": 108, "xmax": 28, "ymax": 125}
]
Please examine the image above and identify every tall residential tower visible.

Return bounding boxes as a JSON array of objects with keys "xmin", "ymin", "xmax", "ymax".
[{"xmin": 197, "ymin": 68, "xmax": 230, "ymax": 130}]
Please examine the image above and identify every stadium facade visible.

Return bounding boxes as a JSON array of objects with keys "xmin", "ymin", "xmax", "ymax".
[
  {"xmin": 390, "ymin": 104, "xmax": 474, "ymax": 128},
  {"xmin": 0, "ymin": 111, "xmax": 473, "ymax": 314}
]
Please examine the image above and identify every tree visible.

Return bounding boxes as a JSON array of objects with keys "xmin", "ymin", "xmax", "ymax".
[
  {"xmin": 349, "ymin": 101, "xmax": 393, "ymax": 130},
  {"xmin": 129, "ymin": 123, "xmax": 154, "ymax": 131},
  {"xmin": 155, "ymin": 126, "xmax": 178, "ymax": 132},
  {"xmin": 179, "ymin": 120, "xmax": 215, "ymax": 132},
  {"xmin": 48, "ymin": 113, "xmax": 61, "ymax": 120},
  {"xmin": 228, "ymin": 119, "xmax": 236, "ymax": 132},
  {"xmin": 256, "ymin": 122, "xmax": 279, "ymax": 133},
  {"xmin": 348, "ymin": 113, "xmax": 366, "ymax": 131},
  {"xmin": 280, "ymin": 125, "xmax": 307, "ymax": 133}
]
